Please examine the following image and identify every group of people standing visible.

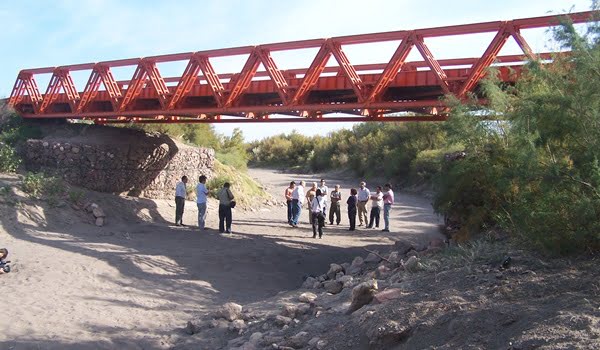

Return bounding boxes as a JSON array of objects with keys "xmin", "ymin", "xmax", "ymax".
[
  {"xmin": 174, "ymin": 175, "xmax": 236, "ymax": 233},
  {"xmin": 285, "ymin": 179, "xmax": 395, "ymax": 239}
]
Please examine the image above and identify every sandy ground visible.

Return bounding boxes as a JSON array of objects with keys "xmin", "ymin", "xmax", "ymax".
[{"xmin": 0, "ymin": 169, "xmax": 442, "ymax": 349}]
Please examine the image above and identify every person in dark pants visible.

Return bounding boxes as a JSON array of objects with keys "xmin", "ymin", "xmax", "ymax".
[
  {"xmin": 311, "ymin": 189, "xmax": 326, "ymax": 239},
  {"xmin": 367, "ymin": 186, "xmax": 383, "ymax": 229},
  {"xmin": 285, "ymin": 181, "xmax": 295, "ymax": 224},
  {"xmin": 217, "ymin": 182, "xmax": 235, "ymax": 233},
  {"xmin": 174, "ymin": 176, "xmax": 188, "ymax": 226},
  {"xmin": 347, "ymin": 188, "xmax": 358, "ymax": 231},
  {"xmin": 329, "ymin": 184, "xmax": 342, "ymax": 225}
]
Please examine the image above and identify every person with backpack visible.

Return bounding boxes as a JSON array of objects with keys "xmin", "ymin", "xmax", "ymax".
[{"xmin": 217, "ymin": 182, "xmax": 235, "ymax": 233}]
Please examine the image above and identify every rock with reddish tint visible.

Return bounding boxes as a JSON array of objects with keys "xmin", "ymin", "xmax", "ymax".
[{"xmin": 373, "ymin": 288, "xmax": 404, "ymax": 304}]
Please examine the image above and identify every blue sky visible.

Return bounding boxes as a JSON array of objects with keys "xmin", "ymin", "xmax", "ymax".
[{"xmin": 0, "ymin": 0, "xmax": 591, "ymax": 141}]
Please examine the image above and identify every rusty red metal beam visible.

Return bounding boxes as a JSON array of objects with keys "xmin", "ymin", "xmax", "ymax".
[{"xmin": 8, "ymin": 10, "xmax": 597, "ymax": 124}]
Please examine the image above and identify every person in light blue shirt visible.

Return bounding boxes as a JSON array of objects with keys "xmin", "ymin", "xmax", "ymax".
[
  {"xmin": 175, "ymin": 176, "xmax": 188, "ymax": 226},
  {"xmin": 196, "ymin": 175, "xmax": 209, "ymax": 230}
]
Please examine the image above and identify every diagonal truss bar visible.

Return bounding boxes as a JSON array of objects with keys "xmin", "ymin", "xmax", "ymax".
[
  {"xmin": 224, "ymin": 50, "xmax": 261, "ymax": 108},
  {"xmin": 328, "ymin": 40, "xmax": 366, "ymax": 102},
  {"xmin": 167, "ymin": 57, "xmax": 202, "ymax": 109},
  {"xmin": 458, "ymin": 21, "xmax": 535, "ymax": 96},
  {"xmin": 60, "ymin": 70, "xmax": 81, "ymax": 111},
  {"xmin": 78, "ymin": 70, "xmax": 102, "ymax": 113},
  {"xmin": 256, "ymin": 47, "xmax": 290, "ymax": 105},
  {"xmin": 509, "ymin": 26, "xmax": 535, "ymax": 59},
  {"xmin": 290, "ymin": 42, "xmax": 332, "ymax": 105},
  {"xmin": 8, "ymin": 74, "xmax": 28, "ymax": 108},
  {"xmin": 197, "ymin": 55, "xmax": 226, "ymax": 107},
  {"xmin": 367, "ymin": 32, "xmax": 415, "ymax": 103},
  {"xmin": 413, "ymin": 35, "xmax": 450, "ymax": 94},
  {"xmin": 140, "ymin": 60, "xmax": 169, "ymax": 108}
]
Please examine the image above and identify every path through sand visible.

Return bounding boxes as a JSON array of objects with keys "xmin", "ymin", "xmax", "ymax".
[{"xmin": 0, "ymin": 169, "xmax": 442, "ymax": 349}]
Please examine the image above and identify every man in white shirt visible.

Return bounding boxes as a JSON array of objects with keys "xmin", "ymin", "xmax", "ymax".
[
  {"xmin": 318, "ymin": 178, "xmax": 329, "ymax": 210},
  {"xmin": 175, "ymin": 176, "xmax": 188, "ymax": 226},
  {"xmin": 290, "ymin": 180, "xmax": 305, "ymax": 227},
  {"xmin": 367, "ymin": 186, "xmax": 384, "ymax": 228},
  {"xmin": 311, "ymin": 189, "xmax": 326, "ymax": 238},
  {"xmin": 196, "ymin": 175, "xmax": 209, "ymax": 230},
  {"xmin": 356, "ymin": 181, "xmax": 370, "ymax": 227}
]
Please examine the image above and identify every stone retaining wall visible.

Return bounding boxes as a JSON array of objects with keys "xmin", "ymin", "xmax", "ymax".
[{"xmin": 22, "ymin": 127, "xmax": 214, "ymax": 199}]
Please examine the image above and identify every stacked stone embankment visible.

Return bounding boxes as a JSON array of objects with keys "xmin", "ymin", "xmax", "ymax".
[{"xmin": 22, "ymin": 126, "xmax": 214, "ymax": 199}]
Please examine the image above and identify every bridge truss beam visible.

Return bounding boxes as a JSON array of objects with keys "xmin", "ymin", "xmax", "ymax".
[{"xmin": 7, "ymin": 11, "xmax": 597, "ymax": 124}]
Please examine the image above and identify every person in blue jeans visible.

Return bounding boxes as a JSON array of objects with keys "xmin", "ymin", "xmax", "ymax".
[
  {"xmin": 196, "ymin": 175, "xmax": 209, "ymax": 230},
  {"xmin": 382, "ymin": 183, "xmax": 395, "ymax": 232},
  {"xmin": 285, "ymin": 181, "xmax": 295, "ymax": 224},
  {"xmin": 290, "ymin": 181, "xmax": 305, "ymax": 227}
]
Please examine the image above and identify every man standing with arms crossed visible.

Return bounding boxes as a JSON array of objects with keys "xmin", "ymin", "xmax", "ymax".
[
  {"xmin": 329, "ymin": 184, "xmax": 342, "ymax": 225},
  {"xmin": 382, "ymin": 183, "xmax": 395, "ymax": 232},
  {"xmin": 196, "ymin": 175, "xmax": 209, "ymax": 230},
  {"xmin": 356, "ymin": 181, "xmax": 370, "ymax": 227},
  {"xmin": 175, "ymin": 176, "xmax": 188, "ymax": 226}
]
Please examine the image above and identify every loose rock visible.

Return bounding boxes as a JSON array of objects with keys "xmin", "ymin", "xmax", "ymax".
[
  {"xmin": 280, "ymin": 304, "xmax": 298, "ymax": 318},
  {"xmin": 323, "ymin": 280, "xmax": 343, "ymax": 294},
  {"xmin": 347, "ymin": 280, "xmax": 378, "ymax": 314},
  {"xmin": 393, "ymin": 239, "xmax": 415, "ymax": 255},
  {"xmin": 288, "ymin": 331, "xmax": 310, "ymax": 349},
  {"xmin": 229, "ymin": 319, "xmax": 246, "ymax": 333},
  {"xmin": 365, "ymin": 252, "xmax": 382, "ymax": 264},
  {"xmin": 216, "ymin": 302, "xmax": 243, "ymax": 321},
  {"xmin": 274, "ymin": 315, "xmax": 292, "ymax": 326},
  {"xmin": 403, "ymin": 256, "xmax": 420, "ymax": 273},
  {"xmin": 302, "ymin": 276, "xmax": 317, "ymax": 289},
  {"xmin": 298, "ymin": 292, "xmax": 317, "ymax": 303},
  {"xmin": 327, "ymin": 263, "xmax": 344, "ymax": 280}
]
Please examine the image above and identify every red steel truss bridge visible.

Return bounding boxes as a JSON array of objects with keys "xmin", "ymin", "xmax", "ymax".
[{"xmin": 7, "ymin": 11, "xmax": 597, "ymax": 124}]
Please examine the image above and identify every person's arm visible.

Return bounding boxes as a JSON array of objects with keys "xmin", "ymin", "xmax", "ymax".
[{"xmin": 227, "ymin": 189, "xmax": 234, "ymax": 200}]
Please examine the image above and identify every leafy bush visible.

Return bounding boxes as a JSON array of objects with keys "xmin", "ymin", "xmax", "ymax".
[
  {"xmin": 0, "ymin": 142, "xmax": 21, "ymax": 172},
  {"xmin": 68, "ymin": 189, "xmax": 85, "ymax": 203},
  {"xmin": 22, "ymin": 172, "xmax": 46, "ymax": 197},
  {"xmin": 23, "ymin": 172, "xmax": 66, "ymax": 203},
  {"xmin": 434, "ymin": 15, "xmax": 600, "ymax": 254}
]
